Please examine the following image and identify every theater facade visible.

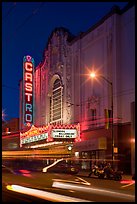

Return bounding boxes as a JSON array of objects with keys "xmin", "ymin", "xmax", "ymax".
[{"xmin": 19, "ymin": 3, "xmax": 135, "ymax": 174}]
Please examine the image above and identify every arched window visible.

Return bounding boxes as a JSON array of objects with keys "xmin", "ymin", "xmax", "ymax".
[{"xmin": 50, "ymin": 79, "xmax": 63, "ymax": 124}]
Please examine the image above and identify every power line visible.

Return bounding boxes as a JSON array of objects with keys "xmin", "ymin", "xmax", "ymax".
[
  {"xmin": 4, "ymin": 2, "xmax": 46, "ymax": 42},
  {"xmin": 14, "ymin": 2, "xmax": 45, "ymax": 33},
  {"xmin": 2, "ymin": 2, "xmax": 16, "ymax": 21},
  {"xmin": 66, "ymin": 88, "xmax": 134, "ymax": 107}
]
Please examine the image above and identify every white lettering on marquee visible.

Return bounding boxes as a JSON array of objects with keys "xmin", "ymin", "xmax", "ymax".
[{"xmin": 52, "ymin": 129, "xmax": 77, "ymax": 138}]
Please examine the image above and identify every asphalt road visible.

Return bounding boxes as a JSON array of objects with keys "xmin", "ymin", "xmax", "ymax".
[{"xmin": 2, "ymin": 171, "xmax": 135, "ymax": 202}]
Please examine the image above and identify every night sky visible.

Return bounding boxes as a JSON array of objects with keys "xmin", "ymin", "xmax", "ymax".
[{"xmin": 2, "ymin": 2, "xmax": 128, "ymax": 121}]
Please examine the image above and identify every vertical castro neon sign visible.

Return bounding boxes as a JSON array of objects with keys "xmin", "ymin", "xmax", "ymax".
[{"xmin": 23, "ymin": 55, "xmax": 34, "ymax": 126}]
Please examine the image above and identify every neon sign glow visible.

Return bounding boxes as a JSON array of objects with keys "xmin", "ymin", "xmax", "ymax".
[
  {"xmin": 23, "ymin": 55, "xmax": 34, "ymax": 126},
  {"xmin": 20, "ymin": 124, "xmax": 81, "ymax": 147},
  {"xmin": 21, "ymin": 133, "xmax": 48, "ymax": 144}
]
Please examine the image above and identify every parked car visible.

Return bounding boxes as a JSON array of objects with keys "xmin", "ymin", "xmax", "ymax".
[{"xmin": 42, "ymin": 159, "xmax": 79, "ymax": 174}]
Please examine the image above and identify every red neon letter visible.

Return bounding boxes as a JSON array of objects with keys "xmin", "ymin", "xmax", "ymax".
[
  {"xmin": 25, "ymin": 82, "xmax": 32, "ymax": 92},
  {"xmin": 25, "ymin": 93, "xmax": 32, "ymax": 102},
  {"xmin": 25, "ymin": 72, "xmax": 32, "ymax": 82},
  {"xmin": 24, "ymin": 62, "xmax": 33, "ymax": 71}
]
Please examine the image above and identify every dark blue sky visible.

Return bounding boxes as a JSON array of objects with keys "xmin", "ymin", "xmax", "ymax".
[{"xmin": 2, "ymin": 2, "xmax": 128, "ymax": 121}]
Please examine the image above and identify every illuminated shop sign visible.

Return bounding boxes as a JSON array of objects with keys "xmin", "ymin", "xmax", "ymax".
[
  {"xmin": 51, "ymin": 129, "xmax": 77, "ymax": 138},
  {"xmin": 23, "ymin": 55, "xmax": 34, "ymax": 126},
  {"xmin": 21, "ymin": 133, "xmax": 48, "ymax": 144}
]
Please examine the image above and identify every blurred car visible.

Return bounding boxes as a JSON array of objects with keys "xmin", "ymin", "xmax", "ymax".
[{"xmin": 42, "ymin": 159, "xmax": 79, "ymax": 174}]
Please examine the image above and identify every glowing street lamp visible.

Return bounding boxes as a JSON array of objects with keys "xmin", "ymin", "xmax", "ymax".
[
  {"xmin": 90, "ymin": 72, "xmax": 114, "ymax": 167},
  {"xmin": 90, "ymin": 72, "xmax": 96, "ymax": 78}
]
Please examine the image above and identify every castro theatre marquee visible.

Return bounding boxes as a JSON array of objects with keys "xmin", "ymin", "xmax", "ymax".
[{"xmin": 20, "ymin": 123, "xmax": 81, "ymax": 148}]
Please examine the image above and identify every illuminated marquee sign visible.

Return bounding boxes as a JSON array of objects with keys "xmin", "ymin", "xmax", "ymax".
[
  {"xmin": 20, "ymin": 124, "xmax": 81, "ymax": 147},
  {"xmin": 21, "ymin": 133, "xmax": 48, "ymax": 144},
  {"xmin": 51, "ymin": 129, "xmax": 77, "ymax": 138},
  {"xmin": 20, "ymin": 125, "xmax": 48, "ymax": 146},
  {"xmin": 23, "ymin": 55, "xmax": 34, "ymax": 126}
]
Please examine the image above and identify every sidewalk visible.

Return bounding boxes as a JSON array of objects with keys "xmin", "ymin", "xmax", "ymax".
[{"xmin": 77, "ymin": 170, "xmax": 133, "ymax": 181}]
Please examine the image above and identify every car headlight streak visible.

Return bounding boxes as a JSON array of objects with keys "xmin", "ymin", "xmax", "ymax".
[{"xmin": 6, "ymin": 184, "xmax": 91, "ymax": 202}]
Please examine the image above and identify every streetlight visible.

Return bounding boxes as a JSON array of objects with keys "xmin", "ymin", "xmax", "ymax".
[{"xmin": 90, "ymin": 72, "xmax": 114, "ymax": 168}]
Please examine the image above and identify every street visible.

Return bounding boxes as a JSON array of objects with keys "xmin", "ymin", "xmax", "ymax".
[{"xmin": 2, "ymin": 171, "xmax": 135, "ymax": 202}]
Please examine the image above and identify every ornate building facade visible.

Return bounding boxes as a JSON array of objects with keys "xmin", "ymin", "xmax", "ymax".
[{"xmin": 19, "ymin": 3, "xmax": 135, "ymax": 173}]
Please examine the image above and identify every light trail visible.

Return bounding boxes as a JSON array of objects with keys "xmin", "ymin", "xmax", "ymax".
[
  {"xmin": 52, "ymin": 181, "xmax": 135, "ymax": 201},
  {"xmin": 121, "ymin": 180, "xmax": 135, "ymax": 188},
  {"xmin": 6, "ymin": 184, "xmax": 91, "ymax": 202},
  {"xmin": 42, "ymin": 158, "xmax": 63, "ymax": 172},
  {"xmin": 53, "ymin": 177, "xmax": 91, "ymax": 186},
  {"xmin": 2, "ymin": 150, "xmax": 120, "ymax": 162}
]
